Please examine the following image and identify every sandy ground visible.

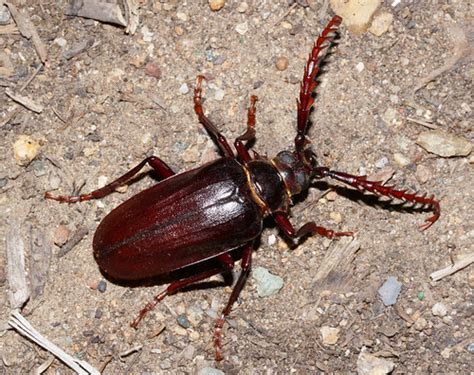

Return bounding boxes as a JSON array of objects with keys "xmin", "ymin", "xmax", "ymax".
[{"xmin": 0, "ymin": 1, "xmax": 472, "ymax": 374}]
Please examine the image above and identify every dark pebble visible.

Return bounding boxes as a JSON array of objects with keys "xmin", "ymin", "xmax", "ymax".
[
  {"xmin": 97, "ymin": 280, "xmax": 107, "ymax": 293},
  {"xmin": 176, "ymin": 314, "xmax": 191, "ymax": 329},
  {"xmin": 94, "ymin": 308, "xmax": 103, "ymax": 319}
]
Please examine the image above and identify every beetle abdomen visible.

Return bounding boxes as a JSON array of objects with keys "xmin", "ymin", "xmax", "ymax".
[{"xmin": 93, "ymin": 158, "xmax": 262, "ymax": 280}]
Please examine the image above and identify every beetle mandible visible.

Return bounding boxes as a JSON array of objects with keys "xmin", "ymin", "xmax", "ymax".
[{"xmin": 46, "ymin": 16, "xmax": 440, "ymax": 361}]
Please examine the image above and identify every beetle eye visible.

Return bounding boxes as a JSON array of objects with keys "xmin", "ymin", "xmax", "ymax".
[{"xmin": 277, "ymin": 151, "xmax": 297, "ymax": 166}]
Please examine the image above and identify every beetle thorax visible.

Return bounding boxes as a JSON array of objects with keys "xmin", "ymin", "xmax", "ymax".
[{"xmin": 244, "ymin": 159, "xmax": 289, "ymax": 214}]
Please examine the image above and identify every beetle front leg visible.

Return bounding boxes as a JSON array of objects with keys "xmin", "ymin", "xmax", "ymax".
[
  {"xmin": 194, "ymin": 75, "xmax": 234, "ymax": 158},
  {"xmin": 45, "ymin": 156, "xmax": 175, "ymax": 203},
  {"xmin": 131, "ymin": 253, "xmax": 235, "ymax": 328},
  {"xmin": 273, "ymin": 211, "xmax": 353, "ymax": 240},
  {"xmin": 214, "ymin": 242, "xmax": 253, "ymax": 361}
]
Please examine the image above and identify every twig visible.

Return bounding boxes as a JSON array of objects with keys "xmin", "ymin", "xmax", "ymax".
[
  {"xmin": 270, "ymin": 3, "xmax": 297, "ymax": 27},
  {"xmin": 19, "ymin": 63, "xmax": 43, "ymax": 92},
  {"xmin": 6, "ymin": 219, "xmax": 29, "ymax": 309},
  {"xmin": 430, "ymin": 252, "xmax": 474, "ymax": 281},
  {"xmin": 9, "ymin": 311, "xmax": 100, "ymax": 375},
  {"xmin": 406, "ymin": 116, "xmax": 439, "ymax": 130},
  {"xmin": 5, "ymin": 2, "xmax": 48, "ymax": 63},
  {"xmin": 5, "ymin": 89, "xmax": 44, "ymax": 113},
  {"xmin": 57, "ymin": 226, "xmax": 89, "ymax": 257}
]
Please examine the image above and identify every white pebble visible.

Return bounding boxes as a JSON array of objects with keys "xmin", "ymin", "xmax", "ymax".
[
  {"xmin": 356, "ymin": 62, "xmax": 365, "ymax": 73},
  {"xmin": 179, "ymin": 83, "xmax": 189, "ymax": 95},
  {"xmin": 432, "ymin": 302, "xmax": 448, "ymax": 317},
  {"xmin": 235, "ymin": 21, "xmax": 248, "ymax": 35}
]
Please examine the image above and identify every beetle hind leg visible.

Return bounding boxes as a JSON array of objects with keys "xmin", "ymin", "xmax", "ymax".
[
  {"xmin": 214, "ymin": 242, "xmax": 253, "ymax": 361},
  {"xmin": 130, "ymin": 253, "xmax": 235, "ymax": 328},
  {"xmin": 45, "ymin": 156, "xmax": 174, "ymax": 203}
]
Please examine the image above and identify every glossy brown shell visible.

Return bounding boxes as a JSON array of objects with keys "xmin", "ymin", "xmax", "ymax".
[{"xmin": 93, "ymin": 158, "xmax": 263, "ymax": 280}]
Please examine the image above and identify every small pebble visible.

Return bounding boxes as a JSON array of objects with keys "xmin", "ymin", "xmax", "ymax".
[
  {"xmin": 53, "ymin": 225, "xmax": 70, "ymax": 246},
  {"xmin": 214, "ymin": 88, "xmax": 225, "ymax": 101},
  {"xmin": 176, "ymin": 12, "xmax": 188, "ymax": 21},
  {"xmin": 357, "ymin": 348, "xmax": 395, "ymax": 375},
  {"xmin": 32, "ymin": 160, "xmax": 47, "ymax": 177},
  {"xmin": 94, "ymin": 308, "xmax": 103, "ymax": 319},
  {"xmin": 467, "ymin": 342, "xmax": 474, "ymax": 353},
  {"xmin": 329, "ymin": 211, "xmax": 342, "ymax": 224},
  {"xmin": 330, "ymin": 0, "xmax": 381, "ymax": 34},
  {"xmin": 0, "ymin": 5, "xmax": 11, "ymax": 25},
  {"xmin": 267, "ymin": 234, "xmax": 277, "ymax": 246},
  {"xmin": 275, "ymin": 56, "xmax": 289, "ymax": 71},
  {"xmin": 326, "ymin": 191, "xmax": 338, "ymax": 201},
  {"xmin": 320, "ymin": 326, "xmax": 340, "ymax": 345},
  {"xmin": 173, "ymin": 326, "xmax": 188, "ymax": 336},
  {"xmin": 382, "ymin": 107, "xmax": 398, "ymax": 125},
  {"xmin": 414, "ymin": 317, "xmax": 427, "ymax": 331},
  {"xmin": 159, "ymin": 359, "xmax": 172, "ymax": 370},
  {"xmin": 237, "ymin": 2, "xmax": 248, "ymax": 13},
  {"xmin": 187, "ymin": 305, "xmax": 204, "ymax": 327},
  {"xmin": 417, "ymin": 291, "xmax": 425, "ymax": 301},
  {"xmin": 416, "ymin": 165, "xmax": 431, "ymax": 184},
  {"xmin": 13, "ymin": 135, "xmax": 40, "ymax": 166},
  {"xmin": 368, "ymin": 12, "xmax": 394, "ymax": 36},
  {"xmin": 141, "ymin": 25, "xmax": 154, "ymax": 42},
  {"xmin": 252, "ymin": 266, "xmax": 283, "ymax": 297},
  {"xmin": 198, "ymin": 367, "xmax": 225, "ymax": 375},
  {"xmin": 144, "ymin": 62, "xmax": 162, "ymax": 79},
  {"xmin": 54, "ymin": 37, "xmax": 67, "ymax": 48},
  {"xmin": 355, "ymin": 62, "xmax": 365, "ymax": 73},
  {"xmin": 209, "ymin": 0, "xmax": 225, "ymax": 11},
  {"xmin": 179, "ymin": 83, "xmax": 189, "ymax": 95},
  {"xmin": 432, "ymin": 302, "xmax": 448, "ymax": 317},
  {"xmin": 177, "ymin": 314, "xmax": 191, "ymax": 329},
  {"xmin": 375, "ymin": 156, "xmax": 389, "ymax": 169},
  {"xmin": 416, "ymin": 130, "xmax": 472, "ymax": 157},
  {"xmin": 378, "ymin": 276, "xmax": 402, "ymax": 306},
  {"xmin": 235, "ymin": 21, "xmax": 248, "ymax": 35},
  {"xmin": 97, "ymin": 280, "xmax": 107, "ymax": 293},
  {"xmin": 393, "ymin": 152, "xmax": 411, "ymax": 167}
]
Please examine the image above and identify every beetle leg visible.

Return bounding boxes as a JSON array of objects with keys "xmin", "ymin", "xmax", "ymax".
[
  {"xmin": 45, "ymin": 156, "xmax": 174, "ymax": 203},
  {"xmin": 131, "ymin": 253, "xmax": 235, "ymax": 329},
  {"xmin": 194, "ymin": 75, "xmax": 234, "ymax": 158},
  {"xmin": 273, "ymin": 211, "xmax": 353, "ymax": 239},
  {"xmin": 234, "ymin": 95, "xmax": 258, "ymax": 163},
  {"xmin": 214, "ymin": 242, "xmax": 253, "ymax": 361},
  {"xmin": 313, "ymin": 167, "xmax": 441, "ymax": 230}
]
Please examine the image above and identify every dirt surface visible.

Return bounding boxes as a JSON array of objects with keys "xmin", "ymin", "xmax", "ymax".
[{"xmin": 1, "ymin": 1, "xmax": 473, "ymax": 374}]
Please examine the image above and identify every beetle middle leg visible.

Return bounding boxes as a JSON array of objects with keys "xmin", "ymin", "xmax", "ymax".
[
  {"xmin": 45, "ymin": 156, "xmax": 175, "ymax": 203},
  {"xmin": 273, "ymin": 211, "xmax": 353, "ymax": 240}
]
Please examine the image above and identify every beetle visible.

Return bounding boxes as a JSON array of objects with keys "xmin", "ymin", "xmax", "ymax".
[{"xmin": 45, "ymin": 16, "xmax": 440, "ymax": 360}]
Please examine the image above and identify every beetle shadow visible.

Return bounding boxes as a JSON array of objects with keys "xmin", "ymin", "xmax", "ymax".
[
  {"xmin": 102, "ymin": 246, "xmax": 251, "ymax": 293},
  {"xmin": 275, "ymin": 179, "xmax": 433, "ymax": 248}
]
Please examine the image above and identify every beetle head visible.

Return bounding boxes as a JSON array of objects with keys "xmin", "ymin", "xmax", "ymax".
[{"xmin": 272, "ymin": 149, "xmax": 316, "ymax": 197}]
